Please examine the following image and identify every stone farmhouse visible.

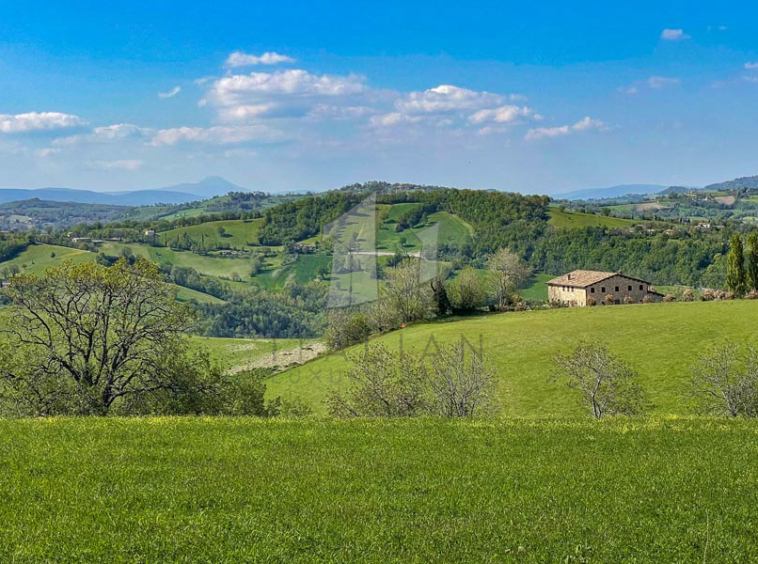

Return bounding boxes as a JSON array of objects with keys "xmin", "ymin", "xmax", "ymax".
[{"xmin": 547, "ymin": 270, "xmax": 664, "ymax": 307}]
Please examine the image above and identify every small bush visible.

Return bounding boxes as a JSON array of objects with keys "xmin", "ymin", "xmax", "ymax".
[
  {"xmin": 663, "ymin": 294, "xmax": 675, "ymax": 302},
  {"xmin": 747, "ymin": 289, "xmax": 758, "ymax": 300},
  {"xmin": 702, "ymin": 289, "xmax": 717, "ymax": 301},
  {"xmin": 623, "ymin": 296, "xmax": 635, "ymax": 305},
  {"xmin": 586, "ymin": 296, "xmax": 597, "ymax": 307},
  {"xmin": 603, "ymin": 294, "xmax": 614, "ymax": 306},
  {"xmin": 682, "ymin": 289, "xmax": 696, "ymax": 302}
]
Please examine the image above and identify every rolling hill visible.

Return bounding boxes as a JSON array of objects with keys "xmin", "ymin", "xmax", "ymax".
[
  {"xmin": 268, "ymin": 299, "xmax": 758, "ymax": 416},
  {"xmin": 556, "ymin": 184, "xmax": 669, "ymax": 201}
]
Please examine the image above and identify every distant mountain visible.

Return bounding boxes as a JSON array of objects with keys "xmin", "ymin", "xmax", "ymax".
[
  {"xmin": 556, "ymin": 184, "xmax": 670, "ymax": 201},
  {"xmin": 155, "ymin": 176, "xmax": 247, "ymax": 198},
  {"xmin": 0, "ymin": 187, "xmax": 198, "ymax": 206},
  {"xmin": 704, "ymin": 175, "xmax": 758, "ymax": 192}
]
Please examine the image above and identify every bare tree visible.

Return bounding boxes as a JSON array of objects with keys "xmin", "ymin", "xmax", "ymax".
[
  {"xmin": 488, "ymin": 248, "xmax": 531, "ymax": 310},
  {"xmin": 553, "ymin": 343, "xmax": 648, "ymax": 419},
  {"xmin": 0, "ymin": 259, "xmax": 196, "ymax": 415},
  {"xmin": 689, "ymin": 342, "xmax": 758, "ymax": 417},
  {"xmin": 426, "ymin": 341, "xmax": 495, "ymax": 418},
  {"xmin": 328, "ymin": 343, "xmax": 430, "ymax": 417}
]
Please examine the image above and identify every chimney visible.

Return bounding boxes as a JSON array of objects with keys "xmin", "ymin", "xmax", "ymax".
[{"xmin": 567, "ymin": 273, "xmax": 571, "ymax": 280}]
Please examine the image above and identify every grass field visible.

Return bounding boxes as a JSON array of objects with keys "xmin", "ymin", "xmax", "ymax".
[
  {"xmin": 270, "ymin": 299, "xmax": 758, "ymax": 416},
  {"xmin": 0, "ymin": 244, "xmax": 226, "ymax": 304},
  {"xmin": 159, "ymin": 218, "xmax": 265, "ymax": 248},
  {"xmin": 189, "ymin": 335, "xmax": 310, "ymax": 372},
  {"xmin": 1, "ymin": 417, "xmax": 756, "ymax": 562},
  {"xmin": 520, "ymin": 273, "xmax": 553, "ymax": 301},
  {"xmin": 549, "ymin": 208, "xmax": 641, "ymax": 228}
]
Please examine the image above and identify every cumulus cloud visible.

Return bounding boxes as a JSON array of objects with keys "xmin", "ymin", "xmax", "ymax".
[
  {"xmin": 206, "ymin": 69, "xmax": 366, "ymax": 123},
  {"xmin": 224, "ymin": 51, "xmax": 296, "ymax": 68},
  {"xmin": 395, "ymin": 85, "xmax": 503, "ymax": 114},
  {"xmin": 150, "ymin": 125, "xmax": 282, "ymax": 146},
  {"xmin": 158, "ymin": 86, "xmax": 181, "ymax": 99},
  {"xmin": 468, "ymin": 105, "xmax": 538, "ymax": 125},
  {"xmin": 87, "ymin": 159, "xmax": 143, "ymax": 171},
  {"xmin": 661, "ymin": 28, "xmax": 690, "ymax": 41},
  {"xmin": 525, "ymin": 117, "xmax": 607, "ymax": 141},
  {"xmin": 54, "ymin": 123, "xmax": 152, "ymax": 146},
  {"xmin": 0, "ymin": 112, "xmax": 86, "ymax": 133}
]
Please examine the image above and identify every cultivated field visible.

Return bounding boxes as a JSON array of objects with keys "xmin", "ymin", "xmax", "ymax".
[
  {"xmin": 1, "ymin": 417, "xmax": 756, "ymax": 563},
  {"xmin": 270, "ymin": 300, "xmax": 758, "ymax": 416}
]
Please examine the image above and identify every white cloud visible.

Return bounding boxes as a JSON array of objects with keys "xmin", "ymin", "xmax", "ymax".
[
  {"xmin": 525, "ymin": 117, "xmax": 607, "ymax": 141},
  {"xmin": 0, "ymin": 112, "xmax": 86, "ymax": 133},
  {"xmin": 158, "ymin": 86, "xmax": 181, "ymax": 99},
  {"xmin": 224, "ymin": 51, "xmax": 296, "ymax": 68},
  {"xmin": 620, "ymin": 76, "xmax": 681, "ymax": 94},
  {"xmin": 369, "ymin": 112, "xmax": 420, "ymax": 128},
  {"xmin": 87, "ymin": 159, "xmax": 143, "ymax": 171},
  {"xmin": 468, "ymin": 105, "xmax": 538, "ymax": 125},
  {"xmin": 745, "ymin": 62, "xmax": 758, "ymax": 70},
  {"xmin": 661, "ymin": 28, "xmax": 690, "ymax": 41},
  {"xmin": 396, "ymin": 84, "xmax": 503, "ymax": 114},
  {"xmin": 647, "ymin": 76, "xmax": 681, "ymax": 89},
  {"xmin": 150, "ymin": 125, "xmax": 282, "ymax": 146},
  {"xmin": 53, "ymin": 123, "xmax": 152, "ymax": 146}
]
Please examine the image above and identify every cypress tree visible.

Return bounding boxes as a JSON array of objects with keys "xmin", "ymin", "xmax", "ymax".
[
  {"xmin": 747, "ymin": 232, "xmax": 758, "ymax": 293},
  {"xmin": 725, "ymin": 233, "xmax": 747, "ymax": 296}
]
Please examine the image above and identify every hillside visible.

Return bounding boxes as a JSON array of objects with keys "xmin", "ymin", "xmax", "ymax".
[{"xmin": 270, "ymin": 300, "xmax": 758, "ymax": 416}]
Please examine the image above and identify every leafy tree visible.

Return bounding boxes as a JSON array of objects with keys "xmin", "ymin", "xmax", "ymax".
[
  {"xmin": 553, "ymin": 344, "xmax": 649, "ymax": 419},
  {"xmin": 747, "ymin": 232, "xmax": 758, "ymax": 292},
  {"xmin": 488, "ymin": 248, "xmax": 531, "ymax": 310},
  {"xmin": 449, "ymin": 267, "xmax": 490, "ymax": 312},
  {"xmin": 0, "ymin": 259, "xmax": 200, "ymax": 415},
  {"xmin": 382, "ymin": 260, "xmax": 434, "ymax": 323},
  {"xmin": 725, "ymin": 233, "xmax": 747, "ymax": 296}
]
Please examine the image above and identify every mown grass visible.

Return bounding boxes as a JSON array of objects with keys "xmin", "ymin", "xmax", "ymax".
[
  {"xmin": 549, "ymin": 208, "xmax": 642, "ymax": 228},
  {"xmin": 159, "ymin": 218, "xmax": 265, "ymax": 248},
  {"xmin": 270, "ymin": 299, "xmax": 758, "ymax": 416},
  {"xmin": 0, "ymin": 417, "xmax": 756, "ymax": 562}
]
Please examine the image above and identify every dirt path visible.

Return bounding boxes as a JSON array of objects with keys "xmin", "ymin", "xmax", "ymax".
[{"xmin": 228, "ymin": 342, "xmax": 327, "ymax": 374}]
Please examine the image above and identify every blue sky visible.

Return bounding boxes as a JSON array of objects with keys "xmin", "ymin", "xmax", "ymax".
[{"xmin": 1, "ymin": 1, "xmax": 757, "ymax": 194}]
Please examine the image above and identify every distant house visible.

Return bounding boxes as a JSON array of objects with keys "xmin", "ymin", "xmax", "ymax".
[
  {"xmin": 144, "ymin": 230, "xmax": 156, "ymax": 238},
  {"xmin": 547, "ymin": 270, "xmax": 664, "ymax": 307}
]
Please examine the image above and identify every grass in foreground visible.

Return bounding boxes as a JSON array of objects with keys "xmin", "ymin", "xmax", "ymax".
[{"xmin": 0, "ymin": 417, "xmax": 756, "ymax": 563}]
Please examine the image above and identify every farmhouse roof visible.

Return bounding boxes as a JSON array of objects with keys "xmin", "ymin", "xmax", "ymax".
[
  {"xmin": 547, "ymin": 270, "xmax": 616, "ymax": 288},
  {"xmin": 546, "ymin": 270, "xmax": 654, "ymax": 288}
]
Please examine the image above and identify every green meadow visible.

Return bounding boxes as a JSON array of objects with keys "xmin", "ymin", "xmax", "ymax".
[
  {"xmin": 548, "ymin": 207, "xmax": 641, "ymax": 228},
  {"xmin": 270, "ymin": 299, "xmax": 758, "ymax": 416},
  {"xmin": 1, "ymin": 417, "xmax": 756, "ymax": 563},
  {"xmin": 159, "ymin": 218, "xmax": 266, "ymax": 248}
]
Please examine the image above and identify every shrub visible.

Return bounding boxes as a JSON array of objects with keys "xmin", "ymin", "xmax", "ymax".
[
  {"xmin": 586, "ymin": 296, "xmax": 597, "ymax": 306},
  {"xmin": 702, "ymin": 289, "xmax": 717, "ymax": 301},
  {"xmin": 623, "ymin": 296, "xmax": 635, "ymax": 305},
  {"xmin": 642, "ymin": 295, "xmax": 653, "ymax": 304},
  {"xmin": 723, "ymin": 292, "xmax": 735, "ymax": 301},
  {"xmin": 682, "ymin": 289, "xmax": 696, "ymax": 302},
  {"xmin": 689, "ymin": 342, "xmax": 758, "ymax": 418},
  {"xmin": 553, "ymin": 343, "xmax": 649, "ymax": 419},
  {"xmin": 324, "ymin": 310, "xmax": 372, "ymax": 352},
  {"xmin": 747, "ymin": 289, "xmax": 758, "ymax": 300},
  {"xmin": 663, "ymin": 294, "xmax": 675, "ymax": 302},
  {"xmin": 603, "ymin": 294, "xmax": 615, "ymax": 306}
]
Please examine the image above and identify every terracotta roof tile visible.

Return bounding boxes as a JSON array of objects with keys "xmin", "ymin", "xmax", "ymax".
[{"xmin": 547, "ymin": 270, "xmax": 617, "ymax": 288}]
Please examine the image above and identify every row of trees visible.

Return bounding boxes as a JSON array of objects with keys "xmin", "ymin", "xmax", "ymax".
[{"xmin": 553, "ymin": 342, "xmax": 758, "ymax": 419}]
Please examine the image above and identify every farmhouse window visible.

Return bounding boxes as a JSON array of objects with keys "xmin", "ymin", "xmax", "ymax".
[
  {"xmin": 628, "ymin": 285, "xmax": 632, "ymax": 291},
  {"xmin": 615, "ymin": 286, "xmax": 619, "ymax": 292},
  {"xmin": 590, "ymin": 288, "xmax": 595, "ymax": 293},
  {"xmin": 601, "ymin": 287, "xmax": 605, "ymax": 292},
  {"xmin": 639, "ymin": 285, "xmax": 643, "ymax": 290}
]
